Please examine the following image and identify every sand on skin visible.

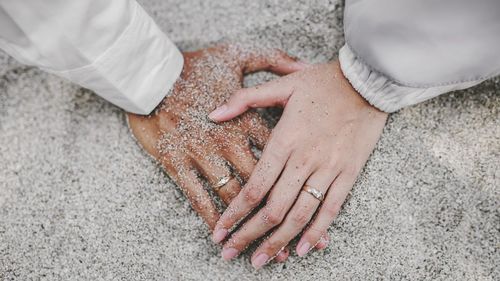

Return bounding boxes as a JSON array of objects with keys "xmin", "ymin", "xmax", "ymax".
[{"xmin": 0, "ymin": 0, "xmax": 498, "ymax": 280}]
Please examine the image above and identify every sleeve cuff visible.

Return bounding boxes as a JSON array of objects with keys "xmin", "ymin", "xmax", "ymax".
[
  {"xmin": 338, "ymin": 44, "xmax": 482, "ymax": 113},
  {"xmin": 45, "ymin": 1, "xmax": 183, "ymax": 114}
]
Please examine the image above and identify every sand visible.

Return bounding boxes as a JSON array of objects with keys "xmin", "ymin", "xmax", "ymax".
[{"xmin": 0, "ymin": 0, "xmax": 498, "ymax": 280}]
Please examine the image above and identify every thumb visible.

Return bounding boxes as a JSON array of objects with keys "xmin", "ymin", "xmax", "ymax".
[
  {"xmin": 208, "ymin": 78, "xmax": 294, "ymax": 122},
  {"xmin": 242, "ymin": 48, "xmax": 310, "ymax": 75}
]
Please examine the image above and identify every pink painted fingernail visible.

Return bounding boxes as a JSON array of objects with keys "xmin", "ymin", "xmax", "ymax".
[
  {"xmin": 297, "ymin": 242, "xmax": 311, "ymax": 257},
  {"xmin": 208, "ymin": 105, "xmax": 228, "ymax": 120},
  {"xmin": 212, "ymin": 228, "xmax": 228, "ymax": 244},
  {"xmin": 252, "ymin": 253, "xmax": 269, "ymax": 270},
  {"xmin": 222, "ymin": 248, "xmax": 239, "ymax": 260}
]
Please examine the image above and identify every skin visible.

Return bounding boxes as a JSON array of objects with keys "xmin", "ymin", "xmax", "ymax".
[
  {"xmin": 126, "ymin": 45, "xmax": 327, "ymax": 264},
  {"xmin": 209, "ymin": 60, "xmax": 388, "ymax": 269}
]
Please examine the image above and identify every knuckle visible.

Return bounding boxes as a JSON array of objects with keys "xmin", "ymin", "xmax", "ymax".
[
  {"xmin": 265, "ymin": 237, "xmax": 287, "ymax": 251},
  {"xmin": 242, "ymin": 186, "xmax": 263, "ymax": 206},
  {"xmin": 290, "ymin": 211, "xmax": 310, "ymax": 227},
  {"xmin": 342, "ymin": 165, "xmax": 359, "ymax": 179},
  {"xmin": 299, "ymin": 154, "xmax": 319, "ymax": 172},
  {"xmin": 326, "ymin": 159, "xmax": 339, "ymax": 172},
  {"xmin": 228, "ymin": 224, "xmax": 257, "ymax": 250},
  {"xmin": 262, "ymin": 209, "xmax": 283, "ymax": 226},
  {"xmin": 267, "ymin": 213, "xmax": 283, "ymax": 226},
  {"xmin": 226, "ymin": 235, "xmax": 246, "ymax": 251}
]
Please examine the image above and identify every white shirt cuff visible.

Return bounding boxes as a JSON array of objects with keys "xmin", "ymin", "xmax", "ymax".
[{"xmin": 45, "ymin": 1, "xmax": 183, "ymax": 114}]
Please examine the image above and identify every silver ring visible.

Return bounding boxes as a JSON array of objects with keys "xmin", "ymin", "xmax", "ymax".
[
  {"xmin": 302, "ymin": 185, "xmax": 324, "ymax": 202},
  {"xmin": 213, "ymin": 175, "xmax": 233, "ymax": 190}
]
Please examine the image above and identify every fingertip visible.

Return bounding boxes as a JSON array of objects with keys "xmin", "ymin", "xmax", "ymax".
[
  {"xmin": 251, "ymin": 253, "xmax": 269, "ymax": 270},
  {"xmin": 222, "ymin": 247, "xmax": 239, "ymax": 261},
  {"xmin": 212, "ymin": 228, "xmax": 228, "ymax": 244},
  {"xmin": 313, "ymin": 233, "xmax": 329, "ymax": 250},
  {"xmin": 296, "ymin": 241, "xmax": 311, "ymax": 257},
  {"xmin": 315, "ymin": 238, "xmax": 328, "ymax": 250},
  {"xmin": 208, "ymin": 104, "xmax": 229, "ymax": 121},
  {"xmin": 275, "ymin": 248, "xmax": 290, "ymax": 262},
  {"xmin": 209, "ymin": 103, "xmax": 249, "ymax": 122}
]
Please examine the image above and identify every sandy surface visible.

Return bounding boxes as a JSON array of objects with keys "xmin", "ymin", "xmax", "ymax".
[{"xmin": 0, "ymin": 0, "xmax": 498, "ymax": 280}]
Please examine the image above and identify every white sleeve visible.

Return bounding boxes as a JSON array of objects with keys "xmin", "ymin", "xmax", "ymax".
[
  {"xmin": 0, "ymin": 0, "xmax": 183, "ymax": 114},
  {"xmin": 339, "ymin": 0, "xmax": 500, "ymax": 113}
]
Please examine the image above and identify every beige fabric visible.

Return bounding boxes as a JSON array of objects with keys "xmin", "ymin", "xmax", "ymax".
[{"xmin": 340, "ymin": 0, "xmax": 500, "ymax": 112}]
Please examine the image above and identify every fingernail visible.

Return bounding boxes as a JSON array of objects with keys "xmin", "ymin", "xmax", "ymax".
[
  {"xmin": 212, "ymin": 228, "xmax": 228, "ymax": 244},
  {"xmin": 297, "ymin": 242, "xmax": 311, "ymax": 257},
  {"xmin": 208, "ymin": 105, "xmax": 228, "ymax": 120},
  {"xmin": 252, "ymin": 253, "xmax": 269, "ymax": 269},
  {"xmin": 222, "ymin": 248, "xmax": 239, "ymax": 261}
]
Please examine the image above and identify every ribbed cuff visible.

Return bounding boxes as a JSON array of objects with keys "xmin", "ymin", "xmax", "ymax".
[
  {"xmin": 47, "ymin": 1, "xmax": 184, "ymax": 114},
  {"xmin": 338, "ymin": 44, "xmax": 482, "ymax": 113}
]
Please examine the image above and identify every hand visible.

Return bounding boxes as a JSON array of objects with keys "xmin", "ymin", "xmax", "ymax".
[
  {"xmin": 126, "ymin": 45, "xmax": 306, "ymax": 229},
  {"xmin": 209, "ymin": 60, "xmax": 388, "ymax": 269}
]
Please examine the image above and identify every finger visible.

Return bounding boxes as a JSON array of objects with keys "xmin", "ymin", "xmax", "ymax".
[
  {"xmin": 314, "ymin": 233, "xmax": 329, "ymax": 250},
  {"xmin": 216, "ymin": 178, "xmax": 241, "ymax": 205},
  {"xmin": 296, "ymin": 172, "xmax": 356, "ymax": 257},
  {"xmin": 274, "ymin": 247, "xmax": 290, "ymax": 263},
  {"xmin": 250, "ymin": 170, "xmax": 334, "ymax": 269},
  {"xmin": 167, "ymin": 159, "xmax": 221, "ymax": 230},
  {"xmin": 242, "ymin": 48, "xmax": 309, "ymax": 75},
  {"xmin": 220, "ymin": 156, "xmax": 312, "ymax": 261},
  {"xmin": 192, "ymin": 154, "xmax": 241, "ymax": 205},
  {"xmin": 211, "ymin": 136, "xmax": 290, "ymax": 244},
  {"xmin": 208, "ymin": 77, "xmax": 294, "ymax": 122},
  {"xmin": 221, "ymin": 142, "xmax": 257, "ymax": 182},
  {"xmin": 240, "ymin": 112, "xmax": 271, "ymax": 150}
]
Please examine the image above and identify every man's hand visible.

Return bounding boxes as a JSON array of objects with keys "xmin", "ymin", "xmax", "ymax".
[{"xmin": 126, "ymin": 45, "xmax": 306, "ymax": 229}]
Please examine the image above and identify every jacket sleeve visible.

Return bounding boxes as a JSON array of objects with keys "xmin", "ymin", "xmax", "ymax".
[
  {"xmin": 339, "ymin": 0, "xmax": 500, "ymax": 113},
  {"xmin": 0, "ymin": 0, "xmax": 183, "ymax": 114}
]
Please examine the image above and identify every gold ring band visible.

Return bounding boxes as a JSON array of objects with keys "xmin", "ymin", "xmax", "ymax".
[{"xmin": 302, "ymin": 185, "xmax": 324, "ymax": 202}]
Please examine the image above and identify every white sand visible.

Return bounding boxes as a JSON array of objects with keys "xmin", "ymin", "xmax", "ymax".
[{"xmin": 0, "ymin": 0, "xmax": 498, "ymax": 280}]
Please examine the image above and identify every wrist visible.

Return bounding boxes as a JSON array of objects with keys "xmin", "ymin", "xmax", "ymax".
[{"xmin": 331, "ymin": 60, "xmax": 388, "ymax": 118}]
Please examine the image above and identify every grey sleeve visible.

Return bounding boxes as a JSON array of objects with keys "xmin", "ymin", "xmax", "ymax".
[{"xmin": 339, "ymin": 0, "xmax": 500, "ymax": 113}]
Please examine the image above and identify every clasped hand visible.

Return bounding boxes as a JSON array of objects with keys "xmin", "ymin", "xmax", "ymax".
[
  {"xmin": 128, "ymin": 45, "xmax": 388, "ymax": 269},
  {"xmin": 127, "ymin": 45, "xmax": 308, "ymax": 263}
]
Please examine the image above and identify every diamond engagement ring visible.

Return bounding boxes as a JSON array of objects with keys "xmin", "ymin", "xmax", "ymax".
[
  {"xmin": 302, "ymin": 185, "xmax": 324, "ymax": 202},
  {"xmin": 213, "ymin": 175, "xmax": 233, "ymax": 190}
]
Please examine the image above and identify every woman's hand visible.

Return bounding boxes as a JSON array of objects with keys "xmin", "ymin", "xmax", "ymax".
[
  {"xmin": 127, "ymin": 45, "xmax": 306, "ymax": 229},
  {"xmin": 209, "ymin": 61, "xmax": 388, "ymax": 269}
]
